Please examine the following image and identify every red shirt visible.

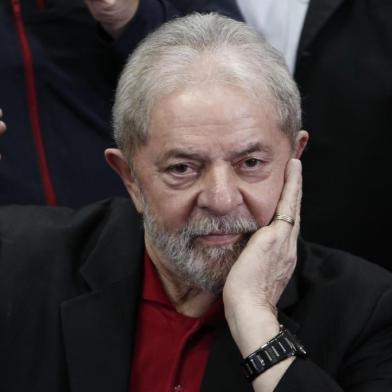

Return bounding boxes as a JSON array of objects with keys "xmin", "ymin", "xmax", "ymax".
[{"xmin": 129, "ymin": 253, "xmax": 224, "ymax": 392}]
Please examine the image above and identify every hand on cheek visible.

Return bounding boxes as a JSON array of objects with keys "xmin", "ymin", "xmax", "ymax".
[{"xmin": 223, "ymin": 158, "xmax": 303, "ymax": 355}]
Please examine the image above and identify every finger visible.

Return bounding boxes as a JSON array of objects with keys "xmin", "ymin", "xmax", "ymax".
[
  {"xmin": 273, "ymin": 159, "xmax": 302, "ymax": 234},
  {"xmin": 0, "ymin": 108, "xmax": 6, "ymax": 135},
  {"xmin": 291, "ymin": 160, "xmax": 302, "ymax": 242},
  {"xmin": 0, "ymin": 121, "xmax": 5, "ymax": 134}
]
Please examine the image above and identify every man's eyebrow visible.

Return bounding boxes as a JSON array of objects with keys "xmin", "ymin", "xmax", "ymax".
[
  {"xmin": 155, "ymin": 149, "xmax": 208, "ymax": 165},
  {"xmin": 228, "ymin": 142, "xmax": 273, "ymax": 160}
]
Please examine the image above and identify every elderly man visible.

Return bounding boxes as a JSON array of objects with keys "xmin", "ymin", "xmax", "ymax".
[{"xmin": 1, "ymin": 13, "xmax": 392, "ymax": 392}]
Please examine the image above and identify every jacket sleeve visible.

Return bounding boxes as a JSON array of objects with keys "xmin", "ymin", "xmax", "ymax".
[{"xmin": 275, "ymin": 288, "xmax": 392, "ymax": 392}]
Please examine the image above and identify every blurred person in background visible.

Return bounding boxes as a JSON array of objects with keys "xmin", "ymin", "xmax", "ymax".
[
  {"xmin": 235, "ymin": 0, "xmax": 392, "ymax": 271},
  {"xmin": 0, "ymin": 0, "xmax": 239, "ymax": 207}
]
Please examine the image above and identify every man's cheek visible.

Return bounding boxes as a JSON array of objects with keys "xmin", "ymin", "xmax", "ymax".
[{"xmin": 241, "ymin": 190, "xmax": 275, "ymax": 227}]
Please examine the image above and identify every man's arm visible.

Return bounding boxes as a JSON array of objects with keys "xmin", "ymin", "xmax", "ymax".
[
  {"xmin": 222, "ymin": 158, "xmax": 392, "ymax": 391},
  {"xmin": 223, "ymin": 158, "xmax": 302, "ymax": 391}
]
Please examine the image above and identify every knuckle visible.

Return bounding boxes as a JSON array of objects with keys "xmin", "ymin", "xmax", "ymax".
[{"xmin": 288, "ymin": 200, "xmax": 297, "ymax": 214}]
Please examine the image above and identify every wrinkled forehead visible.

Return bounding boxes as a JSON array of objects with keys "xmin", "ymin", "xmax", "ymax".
[
  {"xmin": 130, "ymin": 83, "xmax": 291, "ymax": 166},
  {"xmin": 148, "ymin": 84, "xmax": 283, "ymax": 144}
]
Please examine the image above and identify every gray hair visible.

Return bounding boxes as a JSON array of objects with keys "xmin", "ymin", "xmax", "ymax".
[{"xmin": 113, "ymin": 12, "xmax": 302, "ymax": 158}]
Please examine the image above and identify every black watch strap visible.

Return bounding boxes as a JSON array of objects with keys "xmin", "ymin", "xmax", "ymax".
[{"xmin": 241, "ymin": 326, "xmax": 307, "ymax": 382}]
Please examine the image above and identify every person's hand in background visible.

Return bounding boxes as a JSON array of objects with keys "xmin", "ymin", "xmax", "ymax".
[
  {"xmin": 0, "ymin": 109, "xmax": 6, "ymax": 159},
  {"xmin": 0, "ymin": 109, "xmax": 6, "ymax": 136}
]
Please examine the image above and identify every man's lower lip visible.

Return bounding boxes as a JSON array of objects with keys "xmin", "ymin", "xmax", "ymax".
[{"xmin": 197, "ymin": 233, "xmax": 242, "ymax": 245}]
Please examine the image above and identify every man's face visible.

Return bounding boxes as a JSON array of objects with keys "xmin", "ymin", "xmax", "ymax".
[{"xmin": 114, "ymin": 84, "xmax": 305, "ymax": 292}]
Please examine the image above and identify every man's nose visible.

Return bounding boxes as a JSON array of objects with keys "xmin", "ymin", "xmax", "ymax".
[{"xmin": 197, "ymin": 165, "xmax": 243, "ymax": 216}]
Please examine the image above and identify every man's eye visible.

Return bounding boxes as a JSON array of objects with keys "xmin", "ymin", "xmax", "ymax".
[
  {"xmin": 168, "ymin": 163, "xmax": 192, "ymax": 175},
  {"xmin": 240, "ymin": 158, "xmax": 263, "ymax": 169}
]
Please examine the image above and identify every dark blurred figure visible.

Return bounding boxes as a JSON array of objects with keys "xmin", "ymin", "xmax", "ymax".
[
  {"xmin": 0, "ymin": 0, "xmax": 240, "ymax": 208},
  {"xmin": 235, "ymin": 0, "xmax": 392, "ymax": 270}
]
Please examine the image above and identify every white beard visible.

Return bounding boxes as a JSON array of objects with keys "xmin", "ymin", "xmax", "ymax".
[{"xmin": 142, "ymin": 204, "xmax": 259, "ymax": 294}]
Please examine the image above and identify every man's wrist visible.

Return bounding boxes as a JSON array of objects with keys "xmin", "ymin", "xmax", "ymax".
[
  {"xmin": 242, "ymin": 326, "xmax": 307, "ymax": 383},
  {"xmin": 225, "ymin": 307, "xmax": 280, "ymax": 357}
]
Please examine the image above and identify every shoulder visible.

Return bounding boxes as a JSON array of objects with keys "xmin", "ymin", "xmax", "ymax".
[
  {"xmin": 0, "ymin": 197, "xmax": 140, "ymax": 274},
  {"xmin": 287, "ymin": 242, "xmax": 392, "ymax": 384},
  {"xmin": 295, "ymin": 240, "xmax": 392, "ymax": 341},
  {"xmin": 299, "ymin": 240, "xmax": 392, "ymax": 294},
  {"xmin": 0, "ymin": 197, "xmax": 137, "ymax": 236},
  {"xmin": 296, "ymin": 240, "xmax": 392, "ymax": 325}
]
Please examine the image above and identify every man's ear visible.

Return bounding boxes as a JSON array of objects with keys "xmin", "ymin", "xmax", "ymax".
[
  {"xmin": 293, "ymin": 130, "xmax": 309, "ymax": 159},
  {"xmin": 104, "ymin": 148, "xmax": 144, "ymax": 213}
]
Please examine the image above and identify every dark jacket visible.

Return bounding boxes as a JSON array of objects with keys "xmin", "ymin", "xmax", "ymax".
[
  {"xmin": 1, "ymin": 198, "xmax": 392, "ymax": 391},
  {"xmin": 293, "ymin": 0, "xmax": 392, "ymax": 270}
]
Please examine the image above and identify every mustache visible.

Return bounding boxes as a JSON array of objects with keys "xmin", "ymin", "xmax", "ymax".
[{"xmin": 179, "ymin": 214, "xmax": 260, "ymax": 237}]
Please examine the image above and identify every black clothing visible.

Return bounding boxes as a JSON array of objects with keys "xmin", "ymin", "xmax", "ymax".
[
  {"xmin": 294, "ymin": 0, "xmax": 392, "ymax": 270},
  {"xmin": 1, "ymin": 198, "xmax": 392, "ymax": 391}
]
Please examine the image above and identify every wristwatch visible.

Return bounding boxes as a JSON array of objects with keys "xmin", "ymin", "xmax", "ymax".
[{"xmin": 241, "ymin": 326, "xmax": 307, "ymax": 382}]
